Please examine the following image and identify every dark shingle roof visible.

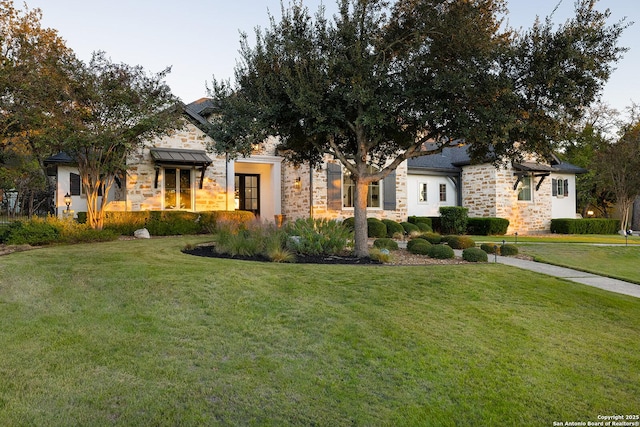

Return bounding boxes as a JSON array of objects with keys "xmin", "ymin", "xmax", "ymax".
[{"xmin": 408, "ymin": 145, "xmax": 587, "ymax": 175}]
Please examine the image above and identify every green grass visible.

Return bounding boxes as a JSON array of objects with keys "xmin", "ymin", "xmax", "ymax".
[
  {"xmin": 517, "ymin": 243, "xmax": 640, "ymax": 284},
  {"xmin": 473, "ymin": 233, "xmax": 640, "ymax": 245},
  {"xmin": 1, "ymin": 237, "xmax": 639, "ymax": 425}
]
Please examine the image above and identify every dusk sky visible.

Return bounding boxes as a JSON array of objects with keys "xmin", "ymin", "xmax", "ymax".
[{"xmin": 27, "ymin": 0, "xmax": 639, "ymax": 115}]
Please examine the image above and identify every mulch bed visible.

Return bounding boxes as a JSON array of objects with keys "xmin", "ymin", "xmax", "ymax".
[{"xmin": 183, "ymin": 243, "xmax": 469, "ymax": 265}]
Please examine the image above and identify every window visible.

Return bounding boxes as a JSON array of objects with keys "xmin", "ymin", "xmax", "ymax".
[
  {"xmin": 70, "ymin": 173, "xmax": 81, "ymax": 196},
  {"xmin": 419, "ymin": 183, "xmax": 428, "ymax": 203},
  {"xmin": 164, "ymin": 168, "xmax": 192, "ymax": 210},
  {"xmin": 517, "ymin": 175, "xmax": 532, "ymax": 201},
  {"xmin": 343, "ymin": 166, "xmax": 381, "ymax": 208},
  {"xmin": 552, "ymin": 178, "xmax": 569, "ymax": 198},
  {"xmin": 439, "ymin": 183, "xmax": 447, "ymax": 202}
]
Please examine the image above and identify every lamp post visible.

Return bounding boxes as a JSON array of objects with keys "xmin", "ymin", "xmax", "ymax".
[{"xmin": 64, "ymin": 193, "xmax": 72, "ymax": 214}]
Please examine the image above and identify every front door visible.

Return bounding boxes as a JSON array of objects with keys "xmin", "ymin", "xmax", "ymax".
[{"xmin": 235, "ymin": 174, "xmax": 260, "ymax": 216}]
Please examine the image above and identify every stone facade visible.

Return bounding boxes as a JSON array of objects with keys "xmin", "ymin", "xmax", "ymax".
[
  {"xmin": 282, "ymin": 156, "xmax": 408, "ymax": 222},
  {"xmin": 462, "ymin": 162, "xmax": 553, "ymax": 234},
  {"xmin": 125, "ymin": 122, "xmax": 230, "ymax": 212}
]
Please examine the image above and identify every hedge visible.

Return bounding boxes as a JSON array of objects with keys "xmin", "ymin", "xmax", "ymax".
[
  {"xmin": 408, "ymin": 216, "xmax": 432, "ymax": 228},
  {"xmin": 87, "ymin": 210, "xmax": 256, "ymax": 236},
  {"xmin": 550, "ymin": 218, "xmax": 620, "ymax": 235},
  {"xmin": 466, "ymin": 217, "xmax": 509, "ymax": 236},
  {"xmin": 367, "ymin": 217, "xmax": 387, "ymax": 238},
  {"xmin": 373, "ymin": 238, "xmax": 399, "ymax": 251}
]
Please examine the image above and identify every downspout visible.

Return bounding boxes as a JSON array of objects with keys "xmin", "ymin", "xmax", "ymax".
[{"xmin": 225, "ymin": 152, "xmax": 229, "ymax": 210}]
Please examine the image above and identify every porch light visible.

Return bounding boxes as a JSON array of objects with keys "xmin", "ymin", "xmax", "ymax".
[
  {"xmin": 294, "ymin": 177, "xmax": 302, "ymax": 191},
  {"xmin": 64, "ymin": 192, "xmax": 72, "ymax": 213}
]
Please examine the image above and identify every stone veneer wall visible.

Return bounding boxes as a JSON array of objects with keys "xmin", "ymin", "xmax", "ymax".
[
  {"xmin": 462, "ymin": 163, "xmax": 553, "ymax": 234},
  {"xmin": 281, "ymin": 156, "xmax": 408, "ymax": 222},
  {"xmin": 124, "ymin": 122, "xmax": 229, "ymax": 212}
]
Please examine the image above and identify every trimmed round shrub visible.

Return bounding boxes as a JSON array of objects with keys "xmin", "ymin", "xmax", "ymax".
[
  {"xmin": 382, "ymin": 219, "xmax": 405, "ymax": 238},
  {"xmin": 367, "ymin": 218, "xmax": 387, "ymax": 238},
  {"xmin": 480, "ymin": 242, "xmax": 500, "ymax": 254},
  {"xmin": 462, "ymin": 247, "xmax": 488, "ymax": 262},
  {"xmin": 422, "ymin": 232, "xmax": 442, "ymax": 244},
  {"xmin": 427, "ymin": 244, "xmax": 455, "ymax": 259},
  {"xmin": 408, "ymin": 241, "xmax": 431, "ymax": 255},
  {"xmin": 407, "ymin": 237, "xmax": 431, "ymax": 252},
  {"xmin": 415, "ymin": 222, "xmax": 432, "ymax": 232},
  {"xmin": 400, "ymin": 221, "xmax": 420, "ymax": 235},
  {"xmin": 445, "ymin": 235, "xmax": 476, "ymax": 249},
  {"xmin": 500, "ymin": 244, "xmax": 519, "ymax": 256},
  {"xmin": 373, "ymin": 238, "xmax": 399, "ymax": 251}
]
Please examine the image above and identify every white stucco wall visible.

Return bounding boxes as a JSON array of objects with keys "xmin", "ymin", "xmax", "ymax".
[
  {"xmin": 406, "ymin": 172, "xmax": 458, "ymax": 217},
  {"xmin": 550, "ymin": 173, "xmax": 579, "ymax": 219}
]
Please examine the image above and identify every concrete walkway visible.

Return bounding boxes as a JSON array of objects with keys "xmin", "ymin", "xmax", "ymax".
[{"xmin": 474, "ymin": 251, "xmax": 640, "ymax": 299}]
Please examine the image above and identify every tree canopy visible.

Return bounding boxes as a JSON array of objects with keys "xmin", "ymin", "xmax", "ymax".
[
  {"xmin": 208, "ymin": 0, "xmax": 628, "ymax": 256},
  {"xmin": 1, "ymin": 1, "xmax": 181, "ymax": 226},
  {"xmin": 63, "ymin": 52, "xmax": 182, "ymax": 229}
]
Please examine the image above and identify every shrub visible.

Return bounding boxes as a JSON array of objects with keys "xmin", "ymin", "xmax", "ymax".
[
  {"xmin": 480, "ymin": 243, "xmax": 500, "ymax": 254},
  {"xmin": 550, "ymin": 218, "xmax": 620, "ymax": 234},
  {"xmin": 146, "ymin": 211, "xmax": 202, "ymax": 236},
  {"xmin": 1, "ymin": 216, "xmax": 119, "ymax": 246},
  {"xmin": 445, "ymin": 235, "xmax": 476, "ymax": 249},
  {"xmin": 427, "ymin": 244, "xmax": 455, "ymax": 259},
  {"xmin": 500, "ymin": 244, "xmax": 519, "ymax": 256},
  {"xmin": 415, "ymin": 222, "xmax": 432, "ymax": 232},
  {"xmin": 408, "ymin": 216, "xmax": 432, "ymax": 228},
  {"xmin": 406, "ymin": 237, "xmax": 431, "ymax": 252},
  {"xmin": 342, "ymin": 217, "xmax": 355, "ymax": 230},
  {"xmin": 400, "ymin": 221, "xmax": 420, "ymax": 236},
  {"xmin": 466, "ymin": 217, "xmax": 509, "ymax": 235},
  {"xmin": 373, "ymin": 238, "xmax": 399, "ymax": 251},
  {"xmin": 286, "ymin": 218, "xmax": 352, "ymax": 256},
  {"xmin": 382, "ymin": 219, "xmax": 405, "ymax": 238},
  {"xmin": 408, "ymin": 241, "xmax": 431, "ymax": 255},
  {"xmin": 200, "ymin": 210, "xmax": 255, "ymax": 233},
  {"xmin": 462, "ymin": 247, "xmax": 488, "ymax": 262},
  {"xmin": 367, "ymin": 218, "xmax": 387, "ymax": 238},
  {"xmin": 422, "ymin": 232, "xmax": 442, "ymax": 244},
  {"xmin": 439, "ymin": 206, "xmax": 469, "ymax": 235},
  {"xmin": 2, "ymin": 218, "xmax": 60, "ymax": 245}
]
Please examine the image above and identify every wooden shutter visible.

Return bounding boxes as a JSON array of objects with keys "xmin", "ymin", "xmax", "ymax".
[
  {"xmin": 564, "ymin": 179, "xmax": 569, "ymax": 197},
  {"xmin": 552, "ymin": 178, "xmax": 557, "ymax": 197},
  {"xmin": 70, "ymin": 173, "xmax": 81, "ymax": 196},
  {"xmin": 383, "ymin": 171, "xmax": 396, "ymax": 210},
  {"xmin": 326, "ymin": 163, "xmax": 342, "ymax": 210}
]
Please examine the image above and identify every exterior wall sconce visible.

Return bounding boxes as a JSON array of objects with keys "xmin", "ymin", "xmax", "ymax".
[
  {"xmin": 64, "ymin": 192, "xmax": 72, "ymax": 213},
  {"xmin": 294, "ymin": 177, "xmax": 302, "ymax": 191}
]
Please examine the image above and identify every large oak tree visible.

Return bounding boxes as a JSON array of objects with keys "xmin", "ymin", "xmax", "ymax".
[{"xmin": 209, "ymin": 0, "xmax": 627, "ymax": 257}]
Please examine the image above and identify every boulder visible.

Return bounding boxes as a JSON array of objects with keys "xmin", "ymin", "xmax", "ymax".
[{"xmin": 134, "ymin": 228, "xmax": 151, "ymax": 239}]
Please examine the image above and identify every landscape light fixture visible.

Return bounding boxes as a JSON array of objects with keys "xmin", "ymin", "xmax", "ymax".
[
  {"xmin": 64, "ymin": 193, "xmax": 72, "ymax": 213},
  {"xmin": 515, "ymin": 232, "xmax": 518, "ymax": 244}
]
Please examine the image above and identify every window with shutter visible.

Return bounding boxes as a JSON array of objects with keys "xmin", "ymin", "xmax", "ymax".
[
  {"xmin": 383, "ymin": 171, "xmax": 396, "ymax": 210},
  {"xmin": 563, "ymin": 179, "xmax": 569, "ymax": 197},
  {"xmin": 70, "ymin": 173, "xmax": 81, "ymax": 196},
  {"xmin": 326, "ymin": 163, "xmax": 342, "ymax": 210},
  {"xmin": 552, "ymin": 178, "xmax": 557, "ymax": 197}
]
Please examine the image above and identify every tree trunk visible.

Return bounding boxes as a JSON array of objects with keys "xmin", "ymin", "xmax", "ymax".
[{"xmin": 353, "ymin": 177, "xmax": 369, "ymax": 258}]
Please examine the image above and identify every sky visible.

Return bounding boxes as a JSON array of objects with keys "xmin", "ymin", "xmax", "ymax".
[{"xmin": 26, "ymin": 0, "xmax": 640, "ymax": 115}]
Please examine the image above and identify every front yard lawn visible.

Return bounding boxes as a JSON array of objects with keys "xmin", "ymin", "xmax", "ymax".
[
  {"xmin": 1, "ymin": 237, "xmax": 638, "ymax": 425},
  {"xmin": 518, "ymin": 243, "xmax": 640, "ymax": 284}
]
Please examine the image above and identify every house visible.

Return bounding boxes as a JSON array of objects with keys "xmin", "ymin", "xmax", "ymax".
[
  {"xmin": 46, "ymin": 99, "xmax": 586, "ymax": 234},
  {"xmin": 406, "ymin": 145, "xmax": 586, "ymax": 233}
]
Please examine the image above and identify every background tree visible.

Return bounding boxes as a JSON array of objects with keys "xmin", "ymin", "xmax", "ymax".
[
  {"xmin": 0, "ymin": 0, "xmax": 79, "ymax": 216},
  {"xmin": 63, "ymin": 51, "xmax": 181, "ymax": 230},
  {"xmin": 208, "ymin": 0, "xmax": 627, "ymax": 257},
  {"xmin": 561, "ymin": 103, "xmax": 618, "ymax": 217},
  {"xmin": 594, "ymin": 120, "xmax": 640, "ymax": 232}
]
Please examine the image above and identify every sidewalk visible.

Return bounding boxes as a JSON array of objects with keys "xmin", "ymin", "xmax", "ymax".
[{"xmin": 476, "ymin": 251, "xmax": 640, "ymax": 299}]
